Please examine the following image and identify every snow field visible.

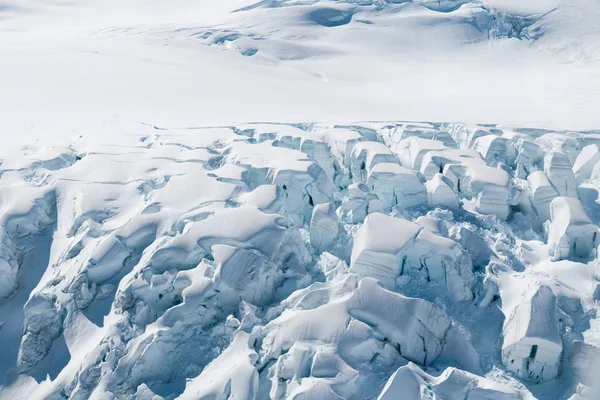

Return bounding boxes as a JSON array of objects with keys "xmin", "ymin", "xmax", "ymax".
[{"xmin": 1, "ymin": 122, "xmax": 600, "ymax": 399}]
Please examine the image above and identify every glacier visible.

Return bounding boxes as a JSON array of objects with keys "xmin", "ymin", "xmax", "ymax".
[
  {"xmin": 0, "ymin": 122, "xmax": 599, "ymax": 400},
  {"xmin": 1, "ymin": 0, "xmax": 600, "ymax": 399}
]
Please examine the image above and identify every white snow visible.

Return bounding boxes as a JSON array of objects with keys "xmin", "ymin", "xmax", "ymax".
[
  {"xmin": 367, "ymin": 163, "xmax": 427, "ymax": 211},
  {"xmin": 350, "ymin": 141, "xmax": 398, "ymax": 183},
  {"xmin": 544, "ymin": 151, "xmax": 578, "ymax": 198},
  {"xmin": 337, "ymin": 183, "xmax": 373, "ymax": 224},
  {"xmin": 261, "ymin": 277, "xmax": 450, "ymax": 370},
  {"xmin": 350, "ymin": 213, "xmax": 422, "ymax": 288},
  {"xmin": 179, "ymin": 332, "xmax": 259, "ymax": 400},
  {"xmin": 379, "ymin": 362, "xmax": 534, "ymax": 400},
  {"xmin": 309, "ymin": 202, "xmax": 339, "ymax": 252},
  {"xmin": 473, "ymin": 135, "xmax": 509, "ymax": 167},
  {"xmin": 426, "ymin": 173, "xmax": 460, "ymax": 211},
  {"xmin": 548, "ymin": 197, "xmax": 599, "ymax": 260},
  {"xmin": 2, "ymin": 0, "xmax": 600, "ymax": 398},
  {"xmin": 392, "ymin": 137, "xmax": 449, "ymax": 171},
  {"xmin": 514, "ymin": 139, "xmax": 544, "ymax": 179},
  {"xmin": 573, "ymin": 144, "xmax": 600, "ymax": 185},
  {"xmin": 501, "ymin": 285, "xmax": 562, "ymax": 383},
  {"xmin": 0, "ymin": 122, "xmax": 599, "ymax": 400},
  {"xmin": 350, "ymin": 213, "xmax": 473, "ymax": 301},
  {"xmin": 528, "ymin": 171, "xmax": 559, "ymax": 223},
  {"xmin": 418, "ymin": 146, "xmax": 512, "ymax": 219}
]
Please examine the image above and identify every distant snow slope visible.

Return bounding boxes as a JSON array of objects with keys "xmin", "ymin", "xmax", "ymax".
[
  {"xmin": 0, "ymin": 121, "xmax": 600, "ymax": 400},
  {"xmin": 1, "ymin": 0, "xmax": 600, "ymax": 139}
]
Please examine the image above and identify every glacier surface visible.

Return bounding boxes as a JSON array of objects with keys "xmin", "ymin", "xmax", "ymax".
[
  {"xmin": 0, "ymin": 122, "xmax": 599, "ymax": 400},
  {"xmin": 2, "ymin": 0, "xmax": 600, "ymax": 399}
]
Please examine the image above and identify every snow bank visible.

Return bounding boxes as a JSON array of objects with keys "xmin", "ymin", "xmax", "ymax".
[
  {"xmin": 350, "ymin": 213, "xmax": 421, "ymax": 288},
  {"xmin": 421, "ymin": 148, "xmax": 511, "ymax": 219},
  {"xmin": 350, "ymin": 141, "xmax": 398, "ymax": 183},
  {"xmin": 548, "ymin": 197, "xmax": 599, "ymax": 260},
  {"xmin": 426, "ymin": 173, "xmax": 460, "ymax": 211},
  {"xmin": 544, "ymin": 151, "xmax": 578, "ymax": 198},
  {"xmin": 367, "ymin": 163, "xmax": 427, "ymax": 210},
  {"xmin": 419, "ymin": 148, "xmax": 483, "ymax": 180},
  {"xmin": 501, "ymin": 285, "xmax": 562, "ymax": 383},
  {"xmin": 337, "ymin": 183, "xmax": 378, "ymax": 224},
  {"xmin": 230, "ymin": 141, "xmax": 336, "ymax": 225},
  {"xmin": 412, "ymin": 228, "xmax": 474, "ymax": 301},
  {"xmin": 327, "ymin": 128, "xmax": 365, "ymax": 170},
  {"xmin": 573, "ymin": 144, "xmax": 600, "ymax": 184},
  {"xmin": 473, "ymin": 134, "xmax": 509, "ymax": 166},
  {"xmin": 536, "ymin": 134, "xmax": 581, "ymax": 164},
  {"xmin": 161, "ymin": 207, "xmax": 301, "ymax": 265},
  {"xmin": 261, "ymin": 277, "xmax": 451, "ymax": 367},
  {"xmin": 378, "ymin": 362, "xmax": 533, "ymax": 400},
  {"xmin": 527, "ymin": 171, "xmax": 559, "ymax": 222},
  {"xmin": 350, "ymin": 213, "xmax": 474, "ymax": 301},
  {"xmin": 447, "ymin": 125, "xmax": 497, "ymax": 149},
  {"xmin": 85, "ymin": 234, "xmax": 131, "ymax": 284},
  {"xmin": 347, "ymin": 278, "xmax": 450, "ymax": 365},
  {"xmin": 309, "ymin": 202, "xmax": 339, "ymax": 252},
  {"xmin": 382, "ymin": 125, "xmax": 457, "ymax": 153},
  {"xmin": 247, "ymin": 125, "xmax": 338, "ymax": 183},
  {"xmin": 238, "ymin": 184, "xmax": 284, "ymax": 214},
  {"xmin": 394, "ymin": 137, "xmax": 448, "ymax": 171},
  {"xmin": 179, "ymin": 332, "xmax": 259, "ymax": 400},
  {"xmin": 268, "ymin": 342, "xmax": 360, "ymax": 399},
  {"xmin": 513, "ymin": 138, "xmax": 543, "ymax": 179},
  {"xmin": 212, "ymin": 244, "xmax": 279, "ymax": 306},
  {"xmin": 18, "ymin": 293, "xmax": 65, "ymax": 372}
]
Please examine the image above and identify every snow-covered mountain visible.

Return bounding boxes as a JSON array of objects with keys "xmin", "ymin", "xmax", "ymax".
[{"xmin": 1, "ymin": 1, "xmax": 600, "ymax": 400}]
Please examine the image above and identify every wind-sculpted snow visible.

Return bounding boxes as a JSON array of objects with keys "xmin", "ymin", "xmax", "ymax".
[{"xmin": 2, "ymin": 121, "xmax": 600, "ymax": 400}]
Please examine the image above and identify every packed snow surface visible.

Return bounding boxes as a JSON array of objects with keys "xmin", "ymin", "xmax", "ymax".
[
  {"xmin": 2, "ymin": 0, "xmax": 600, "ymax": 400},
  {"xmin": 1, "ymin": 0, "xmax": 600, "ymax": 139}
]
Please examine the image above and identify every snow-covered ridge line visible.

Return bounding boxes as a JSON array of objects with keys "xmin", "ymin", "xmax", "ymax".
[{"xmin": 1, "ymin": 121, "xmax": 600, "ymax": 399}]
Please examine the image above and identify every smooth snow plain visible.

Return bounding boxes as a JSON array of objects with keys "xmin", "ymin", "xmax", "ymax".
[{"xmin": 2, "ymin": 0, "xmax": 600, "ymax": 400}]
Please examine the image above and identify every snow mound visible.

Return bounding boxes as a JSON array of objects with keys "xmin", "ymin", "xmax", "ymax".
[
  {"xmin": 261, "ymin": 277, "xmax": 450, "ymax": 368},
  {"xmin": 379, "ymin": 362, "xmax": 534, "ymax": 399},
  {"xmin": 350, "ymin": 213, "xmax": 474, "ymax": 301},
  {"xmin": 544, "ymin": 151, "xmax": 578, "ymax": 198}
]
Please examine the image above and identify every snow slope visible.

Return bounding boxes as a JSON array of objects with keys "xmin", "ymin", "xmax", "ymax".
[{"xmin": 1, "ymin": 0, "xmax": 600, "ymax": 141}]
